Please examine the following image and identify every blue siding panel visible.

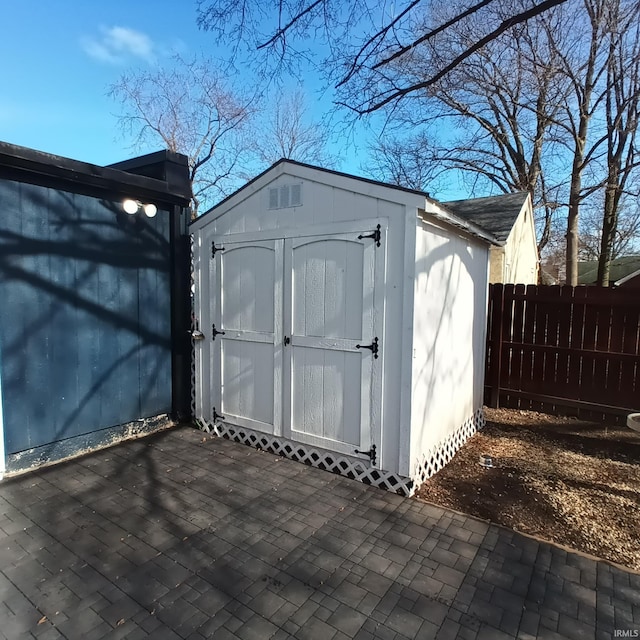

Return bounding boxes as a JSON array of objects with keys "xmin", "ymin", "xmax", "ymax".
[
  {"xmin": 0, "ymin": 179, "xmax": 172, "ymax": 455},
  {"xmin": 139, "ymin": 209, "xmax": 172, "ymax": 417}
]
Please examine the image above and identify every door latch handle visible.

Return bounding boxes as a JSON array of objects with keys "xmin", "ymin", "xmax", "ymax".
[
  {"xmin": 283, "ymin": 336, "xmax": 291, "ymax": 345},
  {"xmin": 356, "ymin": 337, "xmax": 379, "ymax": 358}
]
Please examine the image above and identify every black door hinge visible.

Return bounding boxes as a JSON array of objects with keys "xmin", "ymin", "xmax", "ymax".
[
  {"xmin": 213, "ymin": 407, "xmax": 224, "ymax": 422},
  {"xmin": 358, "ymin": 224, "xmax": 381, "ymax": 247},
  {"xmin": 354, "ymin": 444, "xmax": 377, "ymax": 466},
  {"xmin": 356, "ymin": 337, "xmax": 379, "ymax": 359},
  {"xmin": 211, "ymin": 242, "xmax": 225, "ymax": 257},
  {"xmin": 212, "ymin": 324, "xmax": 226, "ymax": 340}
]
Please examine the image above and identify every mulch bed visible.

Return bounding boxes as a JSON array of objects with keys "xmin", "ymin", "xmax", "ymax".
[{"xmin": 414, "ymin": 407, "xmax": 640, "ymax": 571}]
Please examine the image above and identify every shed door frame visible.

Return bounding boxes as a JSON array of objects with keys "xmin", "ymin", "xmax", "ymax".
[{"xmin": 195, "ymin": 217, "xmax": 386, "ymax": 466}]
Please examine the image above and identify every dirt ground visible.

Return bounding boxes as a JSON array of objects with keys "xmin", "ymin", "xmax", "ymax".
[{"xmin": 415, "ymin": 407, "xmax": 640, "ymax": 571}]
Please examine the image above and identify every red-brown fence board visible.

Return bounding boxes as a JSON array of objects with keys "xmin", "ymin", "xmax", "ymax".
[
  {"xmin": 485, "ymin": 284, "xmax": 640, "ymax": 420},
  {"xmin": 508, "ymin": 283, "xmax": 526, "ymax": 391},
  {"xmin": 521, "ymin": 284, "xmax": 537, "ymax": 397},
  {"xmin": 620, "ymin": 307, "xmax": 640, "ymax": 401},
  {"xmin": 556, "ymin": 287, "xmax": 573, "ymax": 396}
]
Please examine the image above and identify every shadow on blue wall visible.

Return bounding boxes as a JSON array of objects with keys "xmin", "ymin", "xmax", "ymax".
[{"xmin": 0, "ymin": 179, "xmax": 173, "ymax": 456}]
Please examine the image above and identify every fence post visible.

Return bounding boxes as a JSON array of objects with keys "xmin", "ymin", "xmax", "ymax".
[{"xmin": 488, "ymin": 284, "xmax": 505, "ymax": 408}]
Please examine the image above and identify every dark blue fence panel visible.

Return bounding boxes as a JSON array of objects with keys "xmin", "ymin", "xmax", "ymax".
[{"xmin": 0, "ymin": 179, "xmax": 172, "ymax": 454}]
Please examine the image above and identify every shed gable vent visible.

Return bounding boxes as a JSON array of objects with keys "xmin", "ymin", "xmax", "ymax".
[
  {"xmin": 291, "ymin": 183, "xmax": 301, "ymax": 206},
  {"xmin": 268, "ymin": 183, "xmax": 302, "ymax": 209},
  {"xmin": 280, "ymin": 185, "xmax": 290, "ymax": 208}
]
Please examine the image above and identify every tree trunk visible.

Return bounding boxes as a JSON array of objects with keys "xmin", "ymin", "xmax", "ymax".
[
  {"xmin": 597, "ymin": 180, "xmax": 618, "ymax": 286},
  {"xmin": 566, "ymin": 197, "xmax": 580, "ymax": 285},
  {"xmin": 566, "ymin": 151, "xmax": 584, "ymax": 286}
]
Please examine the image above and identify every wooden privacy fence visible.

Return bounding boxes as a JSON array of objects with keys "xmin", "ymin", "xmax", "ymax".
[{"xmin": 485, "ymin": 284, "xmax": 640, "ymax": 419}]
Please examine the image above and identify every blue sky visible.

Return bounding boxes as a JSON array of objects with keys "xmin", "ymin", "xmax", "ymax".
[
  {"xmin": 0, "ymin": 1, "xmax": 470, "ymax": 201},
  {"xmin": 0, "ymin": 1, "xmax": 367, "ymax": 171},
  {"xmin": 0, "ymin": 2, "xmax": 233, "ymax": 165}
]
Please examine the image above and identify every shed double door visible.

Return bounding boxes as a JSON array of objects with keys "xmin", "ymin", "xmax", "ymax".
[{"xmin": 210, "ymin": 228, "xmax": 382, "ymax": 458}]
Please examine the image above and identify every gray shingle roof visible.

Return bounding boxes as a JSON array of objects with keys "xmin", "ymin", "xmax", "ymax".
[
  {"xmin": 442, "ymin": 192, "xmax": 529, "ymax": 243},
  {"xmin": 578, "ymin": 255, "xmax": 640, "ymax": 284}
]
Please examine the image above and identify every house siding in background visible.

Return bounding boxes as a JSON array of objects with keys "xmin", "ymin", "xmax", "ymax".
[
  {"xmin": 499, "ymin": 202, "xmax": 539, "ymax": 284},
  {"xmin": 445, "ymin": 192, "xmax": 539, "ymax": 285}
]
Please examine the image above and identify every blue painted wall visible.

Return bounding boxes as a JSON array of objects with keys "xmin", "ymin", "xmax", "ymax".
[{"xmin": 0, "ymin": 179, "xmax": 172, "ymax": 455}]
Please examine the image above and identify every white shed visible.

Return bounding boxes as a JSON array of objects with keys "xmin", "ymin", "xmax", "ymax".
[{"xmin": 190, "ymin": 160, "xmax": 499, "ymax": 495}]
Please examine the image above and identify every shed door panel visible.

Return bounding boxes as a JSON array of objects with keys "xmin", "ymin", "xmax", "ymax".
[
  {"xmin": 212, "ymin": 240, "xmax": 282, "ymax": 433},
  {"xmin": 290, "ymin": 348, "xmax": 363, "ymax": 446},
  {"xmin": 284, "ymin": 234, "xmax": 377, "ymax": 455}
]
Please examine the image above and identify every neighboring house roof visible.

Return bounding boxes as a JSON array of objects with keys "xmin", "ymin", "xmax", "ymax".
[
  {"xmin": 615, "ymin": 268, "xmax": 640, "ymax": 288},
  {"xmin": 578, "ymin": 255, "xmax": 640, "ymax": 284},
  {"xmin": 442, "ymin": 192, "xmax": 530, "ymax": 244}
]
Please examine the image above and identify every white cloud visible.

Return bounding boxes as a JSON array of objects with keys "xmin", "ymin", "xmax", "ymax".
[{"xmin": 82, "ymin": 26, "xmax": 155, "ymax": 64}]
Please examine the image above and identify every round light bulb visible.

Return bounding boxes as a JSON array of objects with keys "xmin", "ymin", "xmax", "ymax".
[
  {"xmin": 123, "ymin": 199, "xmax": 138, "ymax": 215},
  {"xmin": 143, "ymin": 203, "xmax": 157, "ymax": 218}
]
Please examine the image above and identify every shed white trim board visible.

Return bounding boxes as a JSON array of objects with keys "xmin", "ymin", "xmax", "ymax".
[{"xmin": 191, "ymin": 160, "xmax": 498, "ymax": 494}]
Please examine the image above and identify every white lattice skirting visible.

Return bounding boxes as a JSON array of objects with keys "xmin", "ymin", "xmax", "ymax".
[
  {"xmin": 411, "ymin": 408, "xmax": 486, "ymax": 488},
  {"xmin": 195, "ymin": 409, "xmax": 484, "ymax": 497},
  {"xmin": 196, "ymin": 418, "xmax": 415, "ymax": 496}
]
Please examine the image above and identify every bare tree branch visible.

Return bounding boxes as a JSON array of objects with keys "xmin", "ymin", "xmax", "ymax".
[
  {"xmin": 370, "ymin": 0, "xmax": 496, "ymax": 72},
  {"xmin": 109, "ymin": 54, "xmax": 255, "ymax": 215},
  {"xmin": 198, "ymin": 0, "xmax": 570, "ymax": 115},
  {"xmin": 250, "ymin": 88, "xmax": 336, "ymax": 166},
  {"xmin": 257, "ymin": 0, "xmax": 324, "ymax": 49},
  {"xmin": 347, "ymin": 0, "xmax": 569, "ymax": 115},
  {"xmin": 338, "ymin": 0, "xmax": 423, "ymax": 87}
]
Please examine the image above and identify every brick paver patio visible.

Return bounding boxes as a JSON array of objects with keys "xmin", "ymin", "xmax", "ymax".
[{"xmin": 0, "ymin": 426, "xmax": 637, "ymax": 639}]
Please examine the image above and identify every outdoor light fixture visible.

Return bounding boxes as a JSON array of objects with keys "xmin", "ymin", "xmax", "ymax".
[
  {"xmin": 142, "ymin": 203, "xmax": 157, "ymax": 218},
  {"xmin": 122, "ymin": 199, "xmax": 139, "ymax": 215},
  {"xmin": 122, "ymin": 199, "xmax": 158, "ymax": 217}
]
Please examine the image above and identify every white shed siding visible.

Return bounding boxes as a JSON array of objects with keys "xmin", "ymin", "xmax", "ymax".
[{"xmin": 409, "ymin": 218, "xmax": 489, "ymax": 473}]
